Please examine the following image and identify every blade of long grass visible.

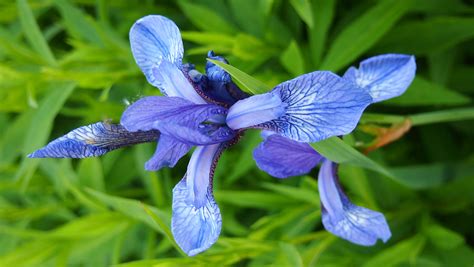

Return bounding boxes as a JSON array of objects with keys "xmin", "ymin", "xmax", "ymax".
[
  {"xmin": 207, "ymin": 59, "xmax": 272, "ymax": 94},
  {"xmin": 17, "ymin": 0, "xmax": 57, "ymax": 66},
  {"xmin": 320, "ymin": 0, "xmax": 411, "ymax": 71}
]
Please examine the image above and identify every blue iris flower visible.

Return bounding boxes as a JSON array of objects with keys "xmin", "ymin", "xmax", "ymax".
[
  {"xmin": 253, "ymin": 54, "xmax": 416, "ymax": 246},
  {"xmin": 29, "ymin": 15, "xmax": 246, "ymax": 256},
  {"xmin": 28, "ymin": 14, "xmax": 416, "ymax": 255}
]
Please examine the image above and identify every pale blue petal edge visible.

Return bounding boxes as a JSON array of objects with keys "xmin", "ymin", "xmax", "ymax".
[
  {"xmin": 318, "ymin": 160, "xmax": 392, "ymax": 246},
  {"xmin": 172, "ymin": 177, "xmax": 222, "ymax": 256},
  {"xmin": 343, "ymin": 54, "xmax": 416, "ymax": 103},
  {"xmin": 130, "ymin": 15, "xmax": 205, "ymax": 104}
]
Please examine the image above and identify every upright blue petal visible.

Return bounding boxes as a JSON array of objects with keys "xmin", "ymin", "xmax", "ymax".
[
  {"xmin": 28, "ymin": 122, "xmax": 159, "ymax": 158},
  {"xmin": 152, "ymin": 61, "xmax": 206, "ymax": 104},
  {"xmin": 172, "ymin": 143, "xmax": 224, "ymax": 255},
  {"xmin": 172, "ymin": 178, "xmax": 222, "ymax": 256},
  {"xmin": 121, "ymin": 96, "xmax": 235, "ymax": 145},
  {"xmin": 253, "ymin": 133, "xmax": 322, "ymax": 178},
  {"xmin": 343, "ymin": 54, "xmax": 416, "ymax": 103},
  {"xmin": 227, "ymin": 71, "xmax": 372, "ymax": 142},
  {"xmin": 145, "ymin": 135, "xmax": 191, "ymax": 171},
  {"xmin": 205, "ymin": 51, "xmax": 249, "ymax": 105},
  {"xmin": 206, "ymin": 51, "xmax": 231, "ymax": 83},
  {"xmin": 130, "ymin": 15, "xmax": 205, "ymax": 104},
  {"xmin": 318, "ymin": 160, "xmax": 391, "ymax": 246}
]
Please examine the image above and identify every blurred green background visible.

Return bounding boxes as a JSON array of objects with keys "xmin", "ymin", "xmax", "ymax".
[{"xmin": 1, "ymin": 0, "xmax": 474, "ymax": 266}]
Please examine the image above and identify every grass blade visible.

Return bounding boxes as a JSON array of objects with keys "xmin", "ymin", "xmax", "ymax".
[
  {"xmin": 207, "ymin": 59, "xmax": 272, "ymax": 94},
  {"xmin": 320, "ymin": 0, "xmax": 410, "ymax": 71},
  {"xmin": 290, "ymin": 0, "xmax": 314, "ymax": 28},
  {"xmin": 17, "ymin": 0, "xmax": 57, "ymax": 66},
  {"xmin": 310, "ymin": 137, "xmax": 393, "ymax": 178}
]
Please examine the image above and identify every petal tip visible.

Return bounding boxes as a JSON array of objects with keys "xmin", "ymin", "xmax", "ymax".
[{"xmin": 172, "ymin": 179, "xmax": 222, "ymax": 256}]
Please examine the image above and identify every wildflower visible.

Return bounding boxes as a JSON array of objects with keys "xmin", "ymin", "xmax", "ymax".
[
  {"xmin": 29, "ymin": 15, "xmax": 246, "ymax": 256},
  {"xmin": 253, "ymin": 54, "xmax": 416, "ymax": 245},
  {"xmin": 29, "ymin": 13, "xmax": 415, "ymax": 255}
]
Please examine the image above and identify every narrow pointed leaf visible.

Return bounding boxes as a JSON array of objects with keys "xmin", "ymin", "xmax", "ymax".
[
  {"xmin": 17, "ymin": 0, "xmax": 56, "ymax": 66},
  {"xmin": 207, "ymin": 59, "xmax": 272, "ymax": 94},
  {"xmin": 310, "ymin": 137, "xmax": 394, "ymax": 178},
  {"xmin": 290, "ymin": 0, "xmax": 314, "ymax": 28},
  {"xmin": 320, "ymin": 0, "xmax": 411, "ymax": 71}
]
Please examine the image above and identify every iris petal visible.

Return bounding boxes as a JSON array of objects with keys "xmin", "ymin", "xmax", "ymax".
[
  {"xmin": 227, "ymin": 71, "xmax": 372, "ymax": 142},
  {"xmin": 185, "ymin": 144, "xmax": 222, "ymax": 208},
  {"xmin": 28, "ymin": 122, "xmax": 158, "ymax": 158},
  {"xmin": 318, "ymin": 160, "xmax": 391, "ymax": 246},
  {"xmin": 172, "ymin": 178, "xmax": 222, "ymax": 256},
  {"xmin": 152, "ymin": 61, "xmax": 206, "ymax": 104},
  {"xmin": 343, "ymin": 54, "xmax": 416, "ymax": 103},
  {"xmin": 172, "ymin": 143, "xmax": 224, "ymax": 255},
  {"xmin": 226, "ymin": 92, "xmax": 287, "ymax": 130},
  {"xmin": 145, "ymin": 135, "xmax": 191, "ymax": 171},
  {"xmin": 121, "ymin": 96, "xmax": 192, "ymax": 132},
  {"xmin": 130, "ymin": 15, "xmax": 204, "ymax": 103},
  {"xmin": 152, "ymin": 107, "xmax": 235, "ymax": 146},
  {"xmin": 205, "ymin": 51, "xmax": 249, "ymax": 105},
  {"xmin": 121, "ymin": 96, "xmax": 235, "ymax": 145},
  {"xmin": 253, "ymin": 134, "xmax": 322, "ymax": 178}
]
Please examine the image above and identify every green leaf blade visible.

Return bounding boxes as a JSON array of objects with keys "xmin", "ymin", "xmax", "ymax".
[
  {"xmin": 310, "ymin": 137, "xmax": 393, "ymax": 178},
  {"xmin": 17, "ymin": 0, "xmax": 57, "ymax": 66},
  {"xmin": 320, "ymin": 0, "xmax": 411, "ymax": 71},
  {"xmin": 207, "ymin": 59, "xmax": 272, "ymax": 94}
]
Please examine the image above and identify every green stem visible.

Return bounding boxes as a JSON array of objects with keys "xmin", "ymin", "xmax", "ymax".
[{"xmin": 361, "ymin": 107, "xmax": 474, "ymax": 126}]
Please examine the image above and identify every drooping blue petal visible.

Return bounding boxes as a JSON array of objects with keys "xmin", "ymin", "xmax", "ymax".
[
  {"xmin": 226, "ymin": 92, "xmax": 287, "ymax": 130},
  {"xmin": 28, "ymin": 122, "xmax": 159, "ymax": 158},
  {"xmin": 172, "ymin": 143, "xmax": 224, "ymax": 255},
  {"xmin": 253, "ymin": 133, "xmax": 322, "ymax": 178},
  {"xmin": 228, "ymin": 71, "xmax": 373, "ymax": 143},
  {"xmin": 145, "ymin": 135, "xmax": 191, "ymax": 171},
  {"xmin": 185, "ymin": 144, "xmax": 223, "ymax": 208},
  {"xmin": 172, "ymin": 178, "xmax": 222, "ymax": 256},
  {"xmin": 121, "ymin": 96, "xmax": 234, "ymax": 145},
  {"xmin": 343, "ymin": 54, "xmax": 416, "ymax": 103},
  {"xmin": 318, "ymin": 160, "xmax": 391, "ymax": 246},
  {"xmin": 130, "ymin": 15, "xmax": 205, "ymax": 104}
]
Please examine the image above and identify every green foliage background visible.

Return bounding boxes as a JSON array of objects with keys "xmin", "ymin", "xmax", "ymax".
[{"xmin": 1, "ymin": 0, "xmax": 474, "ymax": 266}]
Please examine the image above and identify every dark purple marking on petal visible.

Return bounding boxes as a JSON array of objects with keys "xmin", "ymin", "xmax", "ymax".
[
  {"xmin": 257, "ymin": 71, "xmax": 373, "ymax": 142},
  {"xmin": 28, "ymin": 122, "xmax": 159, "ymax": 158}
]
